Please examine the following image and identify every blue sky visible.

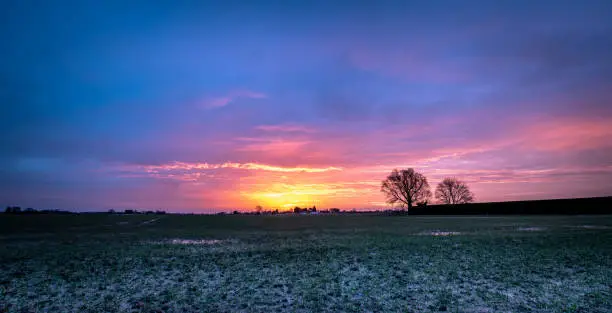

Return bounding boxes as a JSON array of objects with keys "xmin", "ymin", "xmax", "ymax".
[{"xmin": 2, "ymin": 0, "xmax": 612, "ymax": 211}]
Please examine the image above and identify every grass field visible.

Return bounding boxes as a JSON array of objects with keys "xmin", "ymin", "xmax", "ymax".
[{"xmin": 1, "ymin": 214, "xmax": 611, "ymax": 312}]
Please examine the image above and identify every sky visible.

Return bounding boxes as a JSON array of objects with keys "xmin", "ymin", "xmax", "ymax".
[{"xmin": 1, "ymin": 0, "xmax": 612, "ymax": 212}]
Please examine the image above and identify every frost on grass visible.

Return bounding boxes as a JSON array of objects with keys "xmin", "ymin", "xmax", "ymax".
[
  {"xmin": 419, "ymin": 231, "xmax": 461, "ymax": 236},
  {"xmin": 517, "ymin": 227, "xmax": 545, "ymax": 232},
  {"xmin": 2, "ymin": 215, "xmax": 611, "ymax": 313}
]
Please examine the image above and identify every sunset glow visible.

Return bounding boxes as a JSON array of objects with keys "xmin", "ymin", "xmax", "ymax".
[{"xmin": 2, "ymin": 1, "xmax": 611, "ymax": 212}]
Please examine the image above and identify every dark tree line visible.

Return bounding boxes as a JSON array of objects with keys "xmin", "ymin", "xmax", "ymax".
[
  {"xmin": 4, "ymin": 206, "xmax": 73, "ymax": 214},
  {"xmin": 2, "ymin": 207, "xmax": 168, "ymax": 215},
  {"xmin": 116, "ymin": 209, "xmax": 166, "ymax": 214},
  {"xmin": 294, "ymin": 206, "xmax": 317, "ymax": 213}
]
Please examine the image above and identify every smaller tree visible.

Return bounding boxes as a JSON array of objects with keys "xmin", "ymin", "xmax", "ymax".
[
  {"xmin": 435, "ymin": 177, "xmax": 475, "ymax": 204},
  {"xmin": 254, "ymin": 205, "xmax": 263, "ymax": 214}
]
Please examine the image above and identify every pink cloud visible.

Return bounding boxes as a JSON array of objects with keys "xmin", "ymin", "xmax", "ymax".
[
  {"xmin": 517, "ymin": 117, "xmax": 612, "ymax": 151},
  {"xmin": 232, "ymin": 137, "xmax": 312, "ymax": 157},
  {"xmin": 255, "ymin": 123, "xmax": 316, "ymax": 133}
]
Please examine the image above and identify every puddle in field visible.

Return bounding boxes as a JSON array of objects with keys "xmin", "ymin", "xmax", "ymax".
[
  {"xmin": 141, "ymin": 218, "xmax": 160, "ymax": 225},
  {"xmin": 419, "ymin": 231, "xmax": 461, "ymax": 236},
  {"xmin": 149, "ymin": 239, "xmax": 225, "ymax": 245},
  {"xmin": 576, "ymin": 225, "xmax": 611, "ymax": 230},
  {"xmin": 517, "ymin": 227, "xmax": 545, "ymax": 232}
]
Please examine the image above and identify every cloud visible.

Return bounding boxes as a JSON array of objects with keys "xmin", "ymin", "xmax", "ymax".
[
  {"xmin": 255, "ymin": 123, "xmax": 316, "ymax": 133},
  {"xmin": 201, "ymin": 90, "xmax": 267, "ymax": 109},
  {"xmin": 234, "ymin": 137, "xmax": 311, "ymax": 156},
  {"xmin": 130, "ymin": 161, "xmax": 342, "ymax": 176},
  {"xmin": 516, "ymin": 117, "xmax": 612, "ymax": 151}
]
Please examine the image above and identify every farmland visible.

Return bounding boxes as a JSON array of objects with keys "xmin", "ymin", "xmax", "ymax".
[{"xmin": 1, "ymin": 214, "xmax": 611, "ymax": 312}]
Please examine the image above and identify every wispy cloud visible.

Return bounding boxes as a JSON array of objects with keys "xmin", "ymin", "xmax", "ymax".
[
  {"xmin": 136, "ymin": 161, "xmax": 342, "ymax": 175},
  {"xmin": 234, "ymin": 137, "xmax": 311, "ymax": 155},
  {"xmin": 255, "ymin": 124, "xmax": 316, "ymax": 133},
  {"xmin": 516, "ymin": 117, "xmax": 612, "ymax": 151},
  {"xmin": 201, "ymin": 90, "xmax": 267, "ymax": 109}
]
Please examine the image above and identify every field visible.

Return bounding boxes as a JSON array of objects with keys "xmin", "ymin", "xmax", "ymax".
[{"xmin": 1, "ymin": 214, "xmax": 611, "ymax": 313}]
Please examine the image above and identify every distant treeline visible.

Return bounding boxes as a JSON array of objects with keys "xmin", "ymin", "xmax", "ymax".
[
  {"xmin": 225, "ymin": 206, "xmax": 343, "ymax": 215},
  {"xmin": 3, "ymin": 206, "xmax": 74, "ymax": 214},
  {"xmin": 407, "ymin": 197, "xmax": 612, "ymax": 215},
  {"xmin": 108, "ymin": 209, "xmax": 167, "ymax": 215},
  {"xmin": 2, "ymin": 207, "xmax": 168, "ymax": 215},
  {"xmin": 5, "ymin": 197, "xmax": 611, "ymax": 215}
]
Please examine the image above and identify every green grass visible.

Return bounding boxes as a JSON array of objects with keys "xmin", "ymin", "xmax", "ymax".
[{"xmin": 1, "ymin": 214, "xmax": 611, "ymax": 312}]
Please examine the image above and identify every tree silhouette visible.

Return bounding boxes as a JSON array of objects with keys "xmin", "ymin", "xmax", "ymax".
[
  {"xmin": 435, "ymin": 177, "xmax": 474, "ymax": 204},
  {"xmin": 254, "ymin": 205, "xmax": 263, "ymax": 214},
  {"xmin": 381, "ymin": 168, "xmax": 431, "ymax": 210},
  {"xmin": 5, "ymin": 206, "xmax": 21, "ymax": 213}
]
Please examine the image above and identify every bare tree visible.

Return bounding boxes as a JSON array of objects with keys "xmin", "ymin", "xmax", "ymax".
[
  {"xmin": 435, "ymin": 177, "xmax": 474, "ymax": 204},
  {"xmin": 381, "ymin": 168, "xmax": 432, "ymax": 210}
]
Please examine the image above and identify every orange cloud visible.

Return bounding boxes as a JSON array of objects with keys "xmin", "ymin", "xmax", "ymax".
[{"xmin": 141, "ymin": 161, "xmax": 342, "ymax": 174}]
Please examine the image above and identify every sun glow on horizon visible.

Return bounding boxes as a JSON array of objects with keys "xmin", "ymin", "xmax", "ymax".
[{"xmin": 241, "ymin": 183, "xmax": 355, "ymax": 209}]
